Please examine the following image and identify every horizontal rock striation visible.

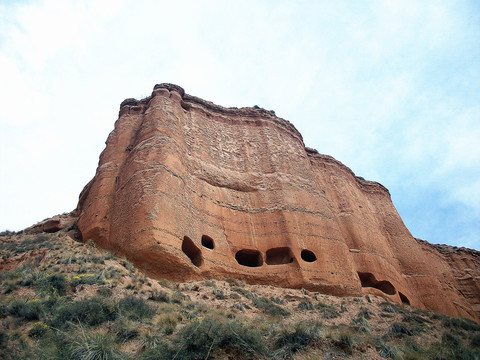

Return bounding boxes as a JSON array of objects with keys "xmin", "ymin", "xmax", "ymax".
[{"xmin": 76, "ymin": 83, "xmax": 479, "ymax": 321}]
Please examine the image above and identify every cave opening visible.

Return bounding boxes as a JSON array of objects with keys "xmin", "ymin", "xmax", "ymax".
[
  {"xmin": 300, "ymin": 249, "xmax": 317, "ymax": 262},
  {"xmin": 235, "ymin": 249, "xmax": 263, "ymax": 267},
  {"xmin": 266, "ymin": 247, "xmax": 294, "ymax": 265},
  {"xmin": 357, "ymin": 272, "xmax": 396, "ymax": 295},
  {"xmin": 399, "ymin": 292, "xmax": 410, "ymax": 305},
  {"xmin": 201, "ymin": 235, "xmax": 214, "ymax": 249},
  {"xmin": 182, "ymin": 236, "xmax": 203, "ymax": 267}
]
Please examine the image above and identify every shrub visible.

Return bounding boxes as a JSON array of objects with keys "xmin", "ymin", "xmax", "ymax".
[
  {"xmin": 388, "ymin": 322, "xmax": 413, "ymax": 337},
  {"xmin": 315, "ymin": 302, "xmax": 339, "ymax": 319},
  {"xmin": 351, "ymin": 316, "xmax": 370, "ymax": 333},
  {"xmin": 298, "ymin": 300, "xmax": 315, "ymax": 311},
  {"xmin": 52, "ymin": 297, "xmax": 116, "ymax": 327},
  {"xmin": 118, "ymin": 295, "xmax": 156, "ymax": 321},
  {"xmin": 36, "ymin": 273, "xmax": 67, "ymax": 296},
  {"xmin": 65, "ymin": 330, "xmax": 124, "ymax": 360},
  {"xmin": 170, "ymin": 291, "xmax": 186, "ymax": 304},
  {"xmin": 232, "ymin": 287, "xmax": 257, "ymax": 300},
  {"xmin": 471, "ymin": 333, "xmax": 480, "ymax": 348},
  {"xmin": 226, "ymin": 278, "xmax": 245, "ymax": 287},
  {"xmin": 8, "ymin": 299, "xmax": 43, "ymax": 321},
  {"xmin": 272, "ymin": 321, "xmax": 322, "ymax": 359},
  {"xmin": 28, "ymin": 322, "xmax": 50, "ymax": 338},
  {"xmin": 204, "ymin": 280, "xmax": 216, "ymax": 287},
  {"xmin": 442, "ymin": 316, "xmax": 480, "ymax": 332},
  {"xmin": 69, "ymin": 273, "xmax": 104, "ymax": 287},
  {"xmin": 149, "ymin": 290, "xmax": 171, "ymax": 303},
  {"xmin": 155, "ymin": 312, "xmax": 180, "ymax": 335},
  {"xmin": 270, "ymin": 296, "xmax": 285, "ymax": 305},
  {"xmin": 357, "ymin": 307, "xmax": 371, "ymax": 319},
  {"xmin": 213, "ymin": 288, "xmax": 226, "ymax": 300},
  {"xmin": 442, "ymin": 332, "xmax": 459, "ymax": 347},
  {"xmin": 111, "ymin": 318, "xmax": 139, "ymax": 343},
  {"xmin": 171, "ymin": 316, "xmax": 265, "ymax": 360},
  {"xmin": 336, "ymin": 329, "xmax": 354, "ymax": 354},
  {"xmin": 380, "ymin": 302, "xmax": 401, "ymax": 314},
  {"xmin": 252, "ymin": 297, "xmax": 290, "ymax": 317},
  {"xmin": 373, "ymin": 336, "xmax": 397, "ymax": 359}
]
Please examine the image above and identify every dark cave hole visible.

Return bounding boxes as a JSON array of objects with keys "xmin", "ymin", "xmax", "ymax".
[
  {"xmin": 300, "ymin": 249, "xmax": 317, "ymax": 262},
  {"xmin": 182, "ymin": 236, "xmax": 203, "ymax": 267},
  {"xmin": 266, "ymin": 247, "xmax": 294, "ymax": 265},
  {"xmin": 399, "ymin": 292, "xmax": 410, "ymax": 305},
  {"xmin": 235, "ymin": 249, "xmax": 263, "ymax": 267},
  {"xmin": 357, "ymin": 272, "xmax": 396, "ymax": 295},
  {"xmin": 201, "ymin": 235, "xmax": 214, "ymax": 249}
]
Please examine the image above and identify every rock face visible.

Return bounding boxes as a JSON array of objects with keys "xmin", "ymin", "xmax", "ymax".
[{"xmin": 76, "ymin": 83, "xmax": 480, "ymax": 321}]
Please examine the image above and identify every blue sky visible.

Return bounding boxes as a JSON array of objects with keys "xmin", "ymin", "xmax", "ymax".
[{"xmin": 0, "ymin": 0, "xmax": 479, "ymax": 250}]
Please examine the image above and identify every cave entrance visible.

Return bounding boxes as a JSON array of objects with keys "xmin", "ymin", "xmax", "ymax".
[
  {"xmin": 266, "ymin": 247, "xmax": 294, "ymax": 265},
  {"xmin": 201, "ymin": 235, "xmax": 214, "ymax": 249},
  {"xmin": 300, "ymin": 249, "xmax": 317, "ymax": 262},
  {"xmin": 235, "ymin": 249, "xmax": 263, "ymax": 267},
  {"xmin": 399, "ymin": 292, "xmax": 410, "ymax": 305},
  {"xmin": 182, "ymin": 236, "xmax": 203, "ymax": 267},
  {"xmin": 357, "ymin": 272, "xmax": 396, "ymax": 295}
]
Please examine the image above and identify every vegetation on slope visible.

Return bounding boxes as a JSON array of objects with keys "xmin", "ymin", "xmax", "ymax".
[{"xmin": 0, "ymin": 230, "xmax": 479, "ymax": 360}]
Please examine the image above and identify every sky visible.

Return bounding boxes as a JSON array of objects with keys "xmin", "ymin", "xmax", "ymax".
[{"xmin": 0, "ymin": 0, "xmax": 479, "ymax": 250}]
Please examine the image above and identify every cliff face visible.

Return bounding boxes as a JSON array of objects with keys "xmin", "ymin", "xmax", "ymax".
[{"xmin": 77, "ymin": 84, "xmax": 480, "ymax": 321}]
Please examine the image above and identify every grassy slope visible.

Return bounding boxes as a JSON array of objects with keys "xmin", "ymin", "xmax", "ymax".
[{"xmin": 0, "ymin": 230, "xmax": 479, "ymax": 360}]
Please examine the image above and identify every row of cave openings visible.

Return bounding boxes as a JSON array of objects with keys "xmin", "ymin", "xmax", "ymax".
[
  {"xmin": 182, "ymin": 236, "xmax": 410, "ymax": 305},
  {"xmin": 181, "ymin": 235, "xmax": 317, "ymax": 269},
  {"xmin": 357, "ymin": 272, "xmax": 410, "ymax": 305}
]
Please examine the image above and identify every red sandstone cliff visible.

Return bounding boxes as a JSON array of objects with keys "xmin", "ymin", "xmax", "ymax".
[{"xmin": 76, "ymin": 83, "xmax": 480, "ymax": 321}]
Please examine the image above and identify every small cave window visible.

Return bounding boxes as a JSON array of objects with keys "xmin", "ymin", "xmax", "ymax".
[
  {"xmin": 266, "ymin": 247, "xmax": 294, "ymax": 265},
  {"xmin": 182, "ymin": 236, "xmax": 203, "ymax": 267},
  {"xmin": 399, "ymin": 292, "xmax": 410, "ymax": 305},
  {"xmin": 301, "ymin": 249, "xmax": 317, "ymax": 262},
  {"xmin": 201, "ymin": 235, "xmax": 214, "ymax": 249},
  {"xmin": 235, "ymin": 249, "xmax": 263, "ymax": 267},
  {"xmin": 357, "ymin": 272, "xmax": 396, "ymax": 296}
]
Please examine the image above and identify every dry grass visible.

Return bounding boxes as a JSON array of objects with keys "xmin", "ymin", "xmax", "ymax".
[{"xmin": 0, "ymin": 228, "xmax": 479, "ymax": 360}]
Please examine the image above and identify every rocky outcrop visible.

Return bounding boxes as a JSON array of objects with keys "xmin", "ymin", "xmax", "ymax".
[{"xmin": 76, "ymin": 83, "xmax": 480, "ymax": 321}]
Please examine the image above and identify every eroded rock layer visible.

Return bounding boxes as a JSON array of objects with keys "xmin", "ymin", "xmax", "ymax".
[{"xmin": 77, "ymin": 84, "xmax": 480, "ymax": 321}]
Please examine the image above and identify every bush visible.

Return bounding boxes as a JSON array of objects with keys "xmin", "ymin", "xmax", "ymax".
[
  {"xmin": 171, "ymin": 316, "xmax": 265, "ymax": 360},
  {"xmin": 65, "ymin": 330, "xmax": 124, "ymax": 360},
  {"xmin": 213, "ymin": 289, "xmax": 226, "ymax": 300},
  {"xmin": 351, "ymin": 316, "xmax": 370, "ymax": 333},
  {"xmin": 52, "ymin": 297, "xmax": 116, "ymax": 327},
  {"xmin": 471, "ymin": 333, "xmax": 480, "ymax": 348},
  {"xmin": 388, "ymin": 322, "xmax": 413, "ymax": 337},
  {"xmin": 252, "ymin": 297, "xmax": 290, "ymax": 317},
  {"xmin": 226, "ymin": 278, "xmax": 245, "ymax": 287},
  {"xmin": 36, "ymin": 273, "xmax": 67, "ymax": 296},
  {"xmin": 442, "ymin": 316, "xmax": 480, "ymax": 332},
  {"xmin": 272, "ymin": 321, "xmax": 322, "ymax": 359},
  {"xmin": 315, "ymin": 302, "xmax": 339, "ymax": 319},
  {"xmin": 111, "ymin": 318, "xmax": 139, "ymax": 343},
  {"xmin": 28, "ymin": 322, "xmax": 50, "ymax": 338},
  {"xmin": 118, "ymin": 295, "xmax": 156, "ymax": 321},
  {"xmin": 69, "ymin": 273, "xmax": 104, "ymax": 287},
  {"xmin": 298, "ymin": 301, "xmax": 315, "ymax": 311},
  {"xmin": 155, "ymin": 312, "xmax": 179, "ymax": 335},
  {"xmin": 148, "ymin": 290, "xmax": 171, "ymax": 303},
  {"xmin": 336, "ymin": 329, "xmax": 354, "ymax": 354},
  {"xmin": 442, "ymin": 332, "xmax": 459, "ymax": 347},
  {"xmin": 8, "ymin": 299, "xmax": 43, "ymax": 321}
]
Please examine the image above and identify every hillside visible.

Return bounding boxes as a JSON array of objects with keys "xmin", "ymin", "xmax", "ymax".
[{"xmin": 1, "ymin": 224, "xmax": 479, "ymax": 359}]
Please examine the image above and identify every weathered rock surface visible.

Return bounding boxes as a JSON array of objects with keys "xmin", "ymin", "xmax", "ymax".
[{"xmin": 76, "ymin": 83, "xmax": 480, "ymax": 321}]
